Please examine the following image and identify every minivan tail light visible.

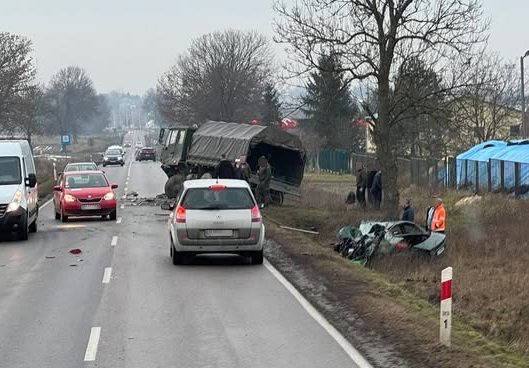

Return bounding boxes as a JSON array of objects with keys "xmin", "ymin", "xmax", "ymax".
[
  {"xmin": 251, "ymin": 205, "xmax": 261, "ymax": 223},
  {"xmin": 175, "ymin": 205, "xmax": 186, "ymax": 223}
]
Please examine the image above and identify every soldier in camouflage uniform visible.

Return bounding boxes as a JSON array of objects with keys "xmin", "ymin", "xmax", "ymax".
[{"xmin": 256, "ymin": 156, "xmax": 272, "ymax": 208}]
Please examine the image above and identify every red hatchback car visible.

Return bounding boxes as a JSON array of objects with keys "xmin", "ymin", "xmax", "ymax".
[{"xmin": 53, "ymin": 171, "xmax": 118, "ymax": 222}]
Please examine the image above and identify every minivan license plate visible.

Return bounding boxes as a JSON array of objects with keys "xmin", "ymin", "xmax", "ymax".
[
  {"xmin": 82, "ymin": 204, "xmax": 101, "ymax": 210},
  {"xmin": 205, "ymin": 229, "xmax": 233, "ymax": 238}
]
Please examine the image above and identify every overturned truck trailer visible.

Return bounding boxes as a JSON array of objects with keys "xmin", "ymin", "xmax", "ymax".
[{"xmin": 158, "ymin": 121, "xmax": 306, "ymax": 203}]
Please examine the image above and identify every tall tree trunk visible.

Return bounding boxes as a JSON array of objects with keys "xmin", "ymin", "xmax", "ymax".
[{"xmin": 376, "ymin": 71, "xmax": 400, "ymax": 218}]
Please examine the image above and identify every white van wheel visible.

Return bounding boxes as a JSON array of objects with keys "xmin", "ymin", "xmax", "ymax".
[{"xmin": 18, "ymin": 215, "xmax": 29, "ymax": 241}]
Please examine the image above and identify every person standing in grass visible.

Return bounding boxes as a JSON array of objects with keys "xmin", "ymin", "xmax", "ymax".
[
  {"xmin": 402, "ymin": 199, "xmax": 414, "ymax": 222},
  {"xmin": 256, "ymin": 156, "xmax": 272, "ymax": 208},
  {"xmin": 371, "ymin": 169, "xmax": 382, "ymax": 209},
  {"xmin": 355, "ymin": 163, "xmax": 367, "ymax": 210},
  {"xmin": 428, "ymin": 197, "xmax": 446, "ymax": 233}
]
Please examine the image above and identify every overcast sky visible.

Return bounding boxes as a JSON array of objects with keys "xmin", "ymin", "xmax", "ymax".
[{"xmin": 1, "ymin": 0, "xmax": 527, "ymax": 95}]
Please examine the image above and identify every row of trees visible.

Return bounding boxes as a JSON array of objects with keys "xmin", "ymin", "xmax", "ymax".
[{"xmin": 0, "ymin": 32, "xmax": 110, "ymax": 143}]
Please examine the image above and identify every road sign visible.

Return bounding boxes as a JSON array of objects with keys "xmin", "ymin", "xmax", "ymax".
[
  {"xmin": 440, "ymin": 267, "xmax": 453, "ymax": 347},
  {"xmin": 61, "ymin": 133, "xmax": 72, "ymax": 146}
]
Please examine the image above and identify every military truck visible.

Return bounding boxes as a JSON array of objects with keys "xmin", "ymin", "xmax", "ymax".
[{"xmin": 157, "ymin": 121, "xmax": 306, "ymax": 203}]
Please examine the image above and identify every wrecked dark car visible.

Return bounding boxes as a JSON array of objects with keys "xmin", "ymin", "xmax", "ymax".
[{"xmin": 334, "ymin": 221, "xmax": 447, "ymax": 264}]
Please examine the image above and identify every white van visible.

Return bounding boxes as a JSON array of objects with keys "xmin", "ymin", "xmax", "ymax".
[{"xmin": 0, "ymin": 141, "xmax": 38, "ymax": 240}]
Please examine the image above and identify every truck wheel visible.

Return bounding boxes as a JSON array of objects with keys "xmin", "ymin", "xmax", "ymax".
[
  {"xmin": 165, "ymin": 174, "xmax": 184, "ymax": 198},
  {"xmin": 271, "ymin": 191, "xmax": 284, "ymax": 205}
]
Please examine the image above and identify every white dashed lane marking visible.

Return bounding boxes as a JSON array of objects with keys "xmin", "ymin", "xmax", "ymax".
[
  {"xmin": 84, "ymin": 327, "xmax": 101, "ymax": 362},
  {"xmin": 110, "ymin": 236, "xmax": 118, "ymax": 247},
  {"xmin": 102, "ymin": 267, "xmax": 112, "ymax": 284}
]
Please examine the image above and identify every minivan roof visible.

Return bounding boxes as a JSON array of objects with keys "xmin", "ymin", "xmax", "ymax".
[
  {"xmin": 183, "ymin": 179, "xmax": 250, "ymax": 189},
  {"xmin": 0, "ymin": 140, "xmax": 30, "ymax": 157}
]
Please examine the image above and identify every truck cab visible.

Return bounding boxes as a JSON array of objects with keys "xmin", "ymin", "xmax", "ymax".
[{"xmin": 157, "ymin": 126, "xmax": 196, "ymax": 177}]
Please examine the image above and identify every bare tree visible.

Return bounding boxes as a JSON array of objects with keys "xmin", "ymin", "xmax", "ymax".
[
  {"xmin": 43, "ymin": 66, "xmax": 98, "ymax": 140},
  {"xmin": 299, "ymin": 127, "xmax": 327, "ymax": 172},
  {"xmin": 11, "ymin": 84, "xmax": 43, "ymax": 145},
  {"xmin": 275, "ymin": 0, "xmax": 488, "ymax": 216},
  {"xmin": 450, "ymin": 53, "xmax": 520, "ymax": 152},
  {"xmin": 0, "ymin": 32, "xmax": 37, "ymax": 132},
  {"xmin": 157, "ymin": 30, "xmax": 272, "ymax": 124}
]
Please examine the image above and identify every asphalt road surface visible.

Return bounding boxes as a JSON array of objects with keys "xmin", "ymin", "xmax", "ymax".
[{"xmin": 0, "ymin": 131, "xmax": 370, "ymax": 368}]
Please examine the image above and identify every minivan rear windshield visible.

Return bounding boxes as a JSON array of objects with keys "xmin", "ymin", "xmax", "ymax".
[
  {"xmin": 182, "ymin": 188, "xmax": 255, "ymax": 210},
  {"xmin": 0, "ymin": 157, "xmax": 22, "ymax": 185},
  {"xmin": 106, "ymin": 150, "xmax": 121, "ymax": 155}
]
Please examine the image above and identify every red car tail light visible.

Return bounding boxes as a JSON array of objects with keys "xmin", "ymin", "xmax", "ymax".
[
  {"xmin": 175, "ymin": 205, "xmax": 186, "ymax": 223},
  {"xmin": 251, "ymin": 205, "xmax": 261, "ymax": 223},
  {"xmin": 395, "ymin": 242, "xmax": 408, "ymax": 251}
]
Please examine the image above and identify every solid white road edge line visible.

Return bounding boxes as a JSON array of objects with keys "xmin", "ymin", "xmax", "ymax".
[
  {"xmin": 264, "ymin": 259, "xmax": 373, "ymax": 368},
  {"xmin": 116, "ymin": 217, "xmax": 122, "ymax": 224},
  {"xmin": 111, "ymin": 236, "xmax": 118, "ymax": 247},
  {"xmin": 84, "ymin": 327, "xmax": 101, "ymax": 362},
  {"xmin": 102, "ymin": 267, "xmax": 112, "ymax": 284}
]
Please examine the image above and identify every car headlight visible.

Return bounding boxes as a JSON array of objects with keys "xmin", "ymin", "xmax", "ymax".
[
  {"xmin": 103, "ymin": 192, "xmax": 115, "ymax": 201},
  {"xmin": 6, "ymin": 190, "xmax": 22, "ymax": 213},
  {"xmin": 64, "ymin": 194, "xmax": 77, "ymax": 202}
]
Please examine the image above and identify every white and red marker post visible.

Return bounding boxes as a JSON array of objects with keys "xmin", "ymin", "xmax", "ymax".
[{"xmin": 440, "ymin": 267, "xmax": 453, "ymax": 347}]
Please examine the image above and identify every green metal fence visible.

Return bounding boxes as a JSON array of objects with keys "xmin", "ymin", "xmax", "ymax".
[{"xmin": 307, "ymin": 149, "xmax": 456, "ymax": 188}]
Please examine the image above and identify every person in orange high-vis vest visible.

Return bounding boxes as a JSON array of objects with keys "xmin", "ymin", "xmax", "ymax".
[{"xmin": 430, "ymin": 197, "xmax": 446, "ymax": 233}]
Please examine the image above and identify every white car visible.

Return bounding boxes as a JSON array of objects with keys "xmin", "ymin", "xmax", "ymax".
[
  {"xmin": 108, "ymin": 145, "xmax": 125, "ymax": 156},
  {"xmin": 164, "ymin": 179, "xmax": 265, "ymax": 265}
]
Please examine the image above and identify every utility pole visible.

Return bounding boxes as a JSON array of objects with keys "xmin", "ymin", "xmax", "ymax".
[{"xmin": 520, "ymin": 51, "xmax": 529, "ymax": 137}]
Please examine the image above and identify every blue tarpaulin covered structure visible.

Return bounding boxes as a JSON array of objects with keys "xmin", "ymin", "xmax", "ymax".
[{"xmin": 456, "ymin": 140, "xmax": 529, "ymax": 192}]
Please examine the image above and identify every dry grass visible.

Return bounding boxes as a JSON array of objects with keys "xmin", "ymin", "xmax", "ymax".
[
  {"xmin": 267, "ymin": 176, "xmax": 529, "ymax": 357},
  {"xmin": 35, "ymin": 158, "xmax": 68, "ymax": 200},
  {"xmin": 32, "ymin": 135, "xmax": 121, "ymax": 155}
]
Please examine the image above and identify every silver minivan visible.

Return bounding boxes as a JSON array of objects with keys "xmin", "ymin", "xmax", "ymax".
[
  {"xmin": 0, "ymin": 140, "xmax": 38, "ymax": 240},
  {"xmin": 165, "ymin": 179, "xmax": 265, "ymax": 265}
]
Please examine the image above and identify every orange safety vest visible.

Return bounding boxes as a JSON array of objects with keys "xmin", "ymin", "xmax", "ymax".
[{"xmin": 431, "ymin": 204, "xmax": 446, "ymax": 232}]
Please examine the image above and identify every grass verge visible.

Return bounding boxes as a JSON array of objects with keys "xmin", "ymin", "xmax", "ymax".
[
  {"xmin": 264, "ymin": 219, "xmax": 529, "ymax": 368},
  {"xmin": 263, "ymin": 177, "xmax": 529, "ymax": 367}
]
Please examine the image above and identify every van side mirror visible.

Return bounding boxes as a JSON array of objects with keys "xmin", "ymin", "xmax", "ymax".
[
  {"xmin": 26, "ymin": 173, "xmax": 37, "ymax": 188},
  {"xmin": 54, "ymin": 185, "xmax": 62, "ymax": 192},
  {"xmin": 111, "ymin": 184, "xmax": 118, "ymax": 189}
]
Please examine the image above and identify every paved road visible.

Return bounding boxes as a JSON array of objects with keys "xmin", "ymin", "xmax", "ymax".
[{"xmin": 0, "ymin": 131, "xmax": 367, "ymax": 368}]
